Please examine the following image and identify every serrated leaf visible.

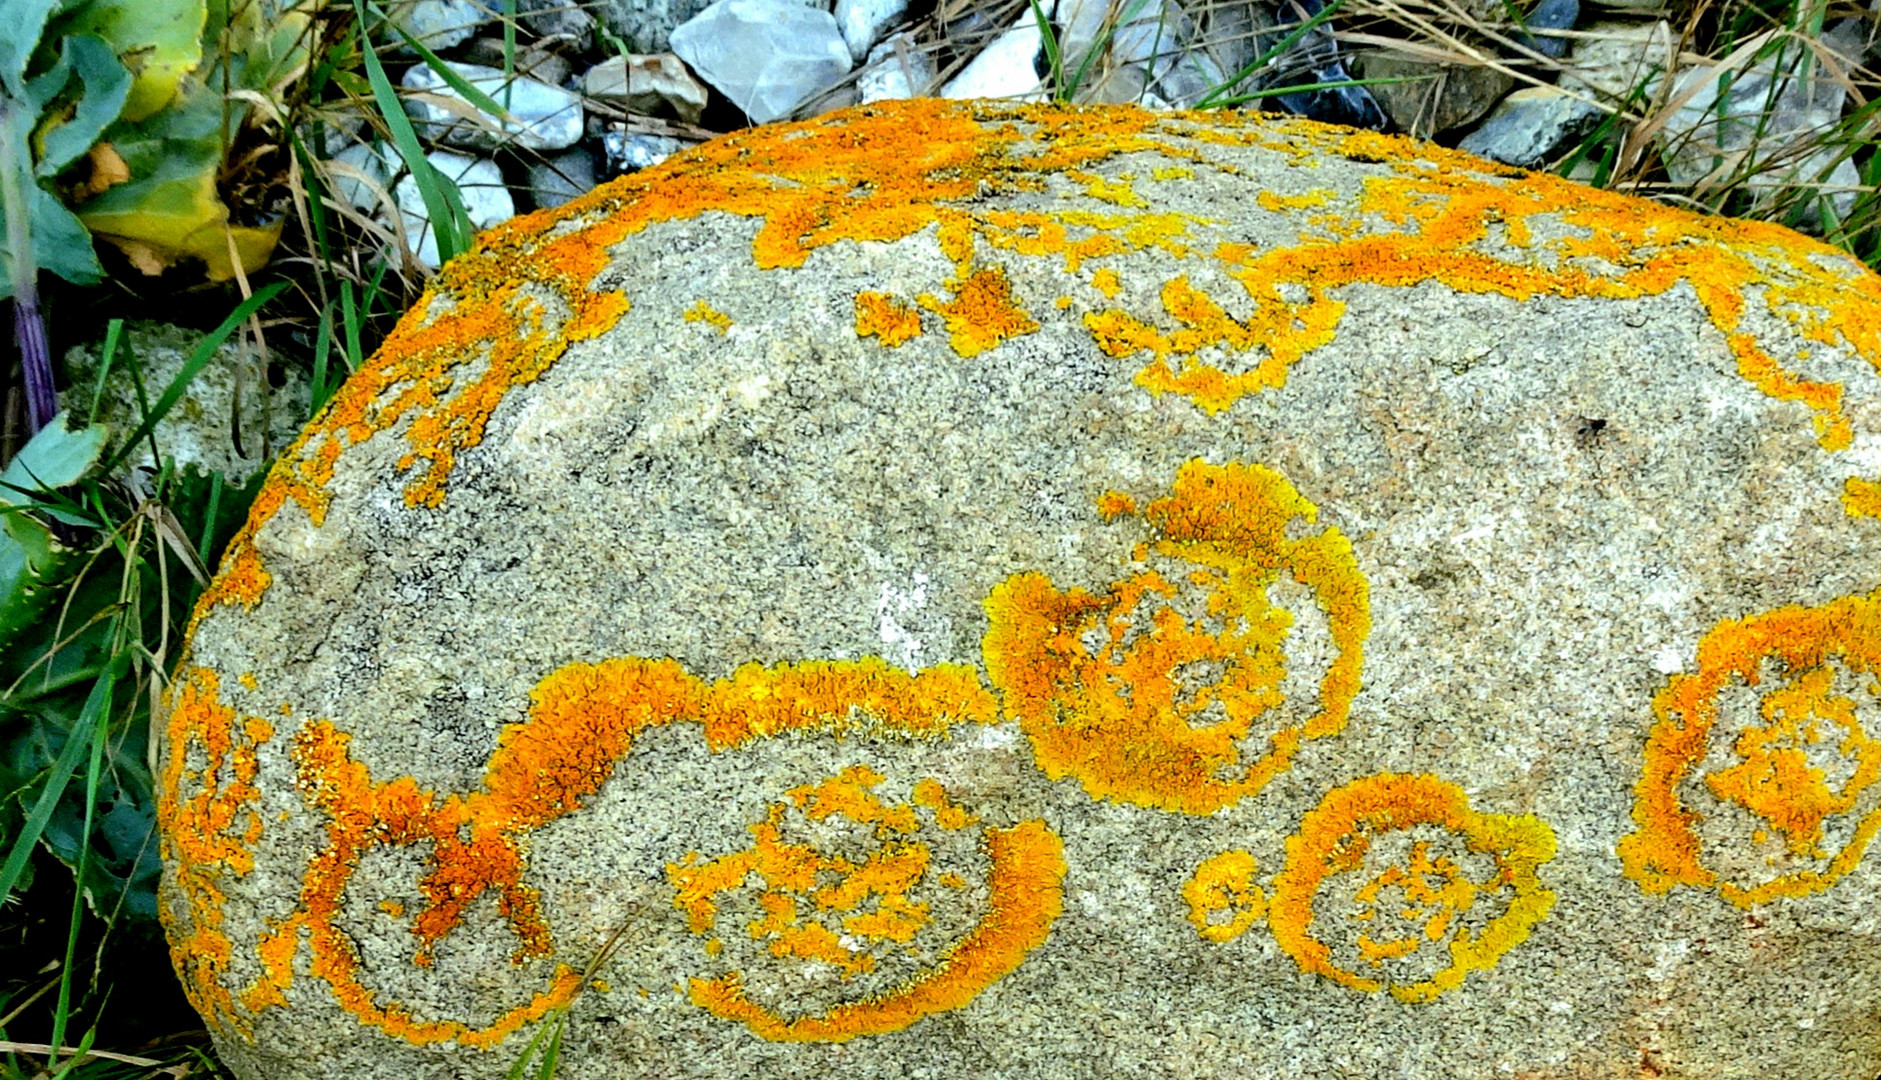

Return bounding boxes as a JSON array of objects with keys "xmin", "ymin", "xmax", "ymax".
[
  {"xmin": 0, "ymin": 0, "xmax": 60, "ymax": 98},
  {"xmin": 36, "ymin": 36, "xmax": 132, "ymax": 177},
  {"xmin": 0, "ymin": 507, "xmax": 75, "ymax": 653},
  {"xmin": 0, "ymin": 410, "xmax": 110, "ymax": 498}
]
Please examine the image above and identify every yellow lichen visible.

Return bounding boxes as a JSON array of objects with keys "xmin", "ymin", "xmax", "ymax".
[
  {"xmin": 984, "ymin": 459, "xmax": 1371, "ymax": 814},
  {"xmin": 1267, "ymin": 773, "xmax": 1557, "ymax": 1003},
  {"xmin": 254, "ymin": 654, "xmax": 1015, "ymax": 1047},
  {"xmin": 669, "ymin": 766, "xmax": 974, "ymax": 979},
  {"xmin": 157, "ymin": 667, "xmax": 274, "ymax": 1037},
  {"xmin": 1619, "ymin": 592, "xmax": 1881, "ymax": 905},
  {"xmin": 179, "ymin": 100, "xmax": 1881, "ymax": 629},
  {"xmin": 1183, "ymin": 850, "xmax": 1266, "ymax": 943},
  {"xmin": 684, "ymin": 820, "xmax": 1065, "ymax": 1042},
  {"xmin": 684, "ymin": 300, "xmax": 734, "ymax": 333},
  {"xmin": 918, "ymin": 267, "xmax": 1041, "ymax": 358},
  {"xmin": 855, "ymin": 291, "xmax": 924, "ymax": 347},
  {"xmin": 700, "ymin": 658, "xmax": 997, "ymax": 750}
]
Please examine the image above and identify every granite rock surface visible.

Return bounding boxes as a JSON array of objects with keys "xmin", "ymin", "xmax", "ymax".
[{"xmin": 162, "ymin": 100, "xmax": 1881, "ymax": 1079}]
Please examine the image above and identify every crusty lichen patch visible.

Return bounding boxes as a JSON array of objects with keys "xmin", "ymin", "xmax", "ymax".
[
  {"xmin": 984, "ymin": 458, "xmax": 1370, "ymax": 814},
  {"xmin": 1267, "ymin": 773, "xmax": 1557, "ymax": 1003},
  {"xmin": 159, "ymin": 667, "xmax": 274, "ymax": 1037},
  {"xmin": 227, "ymin": 656, "xmax": 1011, "ymax": 1046},
  {"xmin": 671, "ymin": 766, "xmax": 1065, "ymax": 1042},
  {"xmin": 185, "ymin": 99, "xmax": 1881, "ymax": 627},
  {"xmin": 1619, "ymin": 592, "xmax": 1881, "ymax": 906}
]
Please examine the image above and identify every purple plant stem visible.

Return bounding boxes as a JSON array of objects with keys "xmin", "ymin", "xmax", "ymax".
[{"xmin": 14, "ymin": 286, "xmax": 54, "ymax": 434}]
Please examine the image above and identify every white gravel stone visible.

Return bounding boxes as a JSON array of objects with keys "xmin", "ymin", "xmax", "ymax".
[
  {"xmin": 669, "ymin": 0, "xmax": 853, "ymax": 123},
  {"xmin": 941, "ymin": 4, "xmax": 1050, "ymax": 100},
  {"xmin": 402, "ymin": 61, "xmax": 584, "ymax": 152},
  {"xmin": 389, "ymin": 150, "xmax": 515, "ymax": 268},
  {"xmin": 858, "ymin": 33, "xmax": 935, "ymax": 102},
  {"xmin": 835, "ymin": 0, "xmax": 909, "ymax": 63},
  {"xmin": 324, "ymin": 141, "xmax": 400, "ymax": 214},
  {"xmin": 385, "ymin": 0, "xmax": 484, "ymax": 52}
]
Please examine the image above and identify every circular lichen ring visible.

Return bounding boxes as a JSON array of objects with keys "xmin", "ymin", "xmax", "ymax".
[{"xmin": 1267, "ymin": 773, "xmax": 1557, "ymax": 1003}]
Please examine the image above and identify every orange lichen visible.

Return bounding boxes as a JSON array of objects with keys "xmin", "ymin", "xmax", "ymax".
[
  {"xmin": 1351, "ymin": 841, "xmax": 1477, "ymax": 966},
  {"xmin": 1183, "ymin": 850, "xmax": 1266, "ymax": 943},
  {"xmin": 1268, "ymin": 773, "xmax": 1557, "ymax": 1003},
  {"xmin": 254, "ymin": 654, "xmax": 1008, "ymax": 1048},
  {"xmin": 157, "ymin": 667, "xmax": 274, "ymax": 1036},
  {"xmin": 169, "ymin": 98, "xmax": 1881, "ymax": 1051},
  {"xmin": 700, "ymin": 658, "xmax": 997, "ymax": 750},
  {"xmin": 684, "ymin": 300, "xmax": 734, "ymax": 334},
  {"xmin": 1091, "ymin": 267, "xmax": 1123, "ymax": 298},
  {"xmin": 1256, "ymin": 189, "xmax": 1332, "ymax": 211},
  {"xmin": 684, "ymin": 820, "xmax": 1065, "ymax": 1042},
  {"xmin": 854, "ymin": 291, "xmax": 924, "ymax": 347},
  {"xmin": 179, "ymin": 100, "xmax": 1881, "ymax": 631},
  {"xmin": 269, "ymin": 658, "xmax": 698, "ymax": 1047},
  {"xmin": 1619, "ymin": 593, "xmax": 1881, "ymax": 905},
  {"xmin": 918, "ymin": 267, "xmax": 1041, "ymax": 358},
  {"xmin": 984, "ymin": 459, "xmax": 1371, "ymax": 814},
  {"xmin": 1095, "ymin": 489, "xmax": 1136, "ymax": 519},
  {"xmin": 1843, "ymin": 476, "xmax": 1881, "ymax": 519},
  {"xmin": 669, "ymin": 766, "xmax": 973, "ymax": 978}
]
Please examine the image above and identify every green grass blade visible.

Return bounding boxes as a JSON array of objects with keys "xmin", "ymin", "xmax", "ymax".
[
  {"xmin": 341, "ymin": 279, "xmax": 364, "ymax": 369},
  {"xmin": 354, "ymin": 0, "xmax": 473, "ymax": 264},
  {"xmin": 84, "ymin": 320, "xmax": 122, "ymax": 428},
  {"xmin": 504, "ymin": 1016, "xmax": 558, "ymax": 1080},
  {"xmin": 99, "ymin": 282, "xmax": 290, "ymax": 477},
  {"xmin": 311, "ymin": 308, "xmax": 336, "ymax": 416},
  {"xmin": 45, "ymin": 687, "xmax": 108, "ymax": 1066},
  {"xmin": 1027, "ymin": 0, "xmax": 1065, "ymax": 101},
  {"xmin": 0, "ymin": 664, "xmax": 116, "ymax": 905},
  {"xmin": 1193, "ymin": 0, "xmax": 1353, "ymax": 109},
  {"xmin": 373, "ymin": 3, "xmax": 515, "ymax": 120},
  {"xmin": 533, "ymin": 1015, "xmax": 564, "ymax": 1080}
]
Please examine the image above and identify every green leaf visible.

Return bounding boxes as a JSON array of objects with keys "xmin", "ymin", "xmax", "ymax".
[
  {"xmin": 0, "ymin": 111, "xmax": 104, "ymax": 298},
  {"xmin": 0, "ymin": 664, "xmax": 114, "ymax": 906},
  {"xmin": 0, "ymin": 411, "xmax": 110, "ymax": 500},
  {"xmin": 26, "ymin": 183, "xmax": 101, "ymax": 287},
  {"xmin": 0, "ymin": 0, "xmax": 60, "ymax": 98},
  {"xmin": 74, "ymin": 82, "xmax": 280, "ymax": 279},
  {"xmin": 51, "ymin": 0, "xmax": 207, "ymax": 123},
  {"xmin": 36, "ymin": 36, "xmax": 132, "ymax": 178},
  {"xmin": 355, "ymin": 0, "xmax": 471, "ymax": 264},
  {"xmin": 0, "ymin": 505, "xmax": 73, "ymax": 653},
  {"xmin": 24, "ymin": 41, "xmax": 73, "ymax": 112}
]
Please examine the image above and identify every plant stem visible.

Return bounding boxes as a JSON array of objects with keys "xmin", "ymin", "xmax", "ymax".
[{"xmin": 0, "ymin": 103, "xmax": 55, "ymax": 434}]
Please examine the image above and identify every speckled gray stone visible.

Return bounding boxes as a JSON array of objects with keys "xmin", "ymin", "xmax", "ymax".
[
  {"xmin": 163, "ymin": 100, "xmax": 1881, "ymax": 1080},
  {"xmin": 63, "ymin": 322, "xmax": 307, "ymax": 482}
]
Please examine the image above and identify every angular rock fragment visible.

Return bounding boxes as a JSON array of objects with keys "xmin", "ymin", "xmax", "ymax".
[
  {"xmin": 669, "ymin": 0, "xmax": 852, "ymax": 124},
  {"xmin": 583, "ymin": 52, "xmax": 709, "ymax": 123},
  {"xmin": 388, "ymin": 150, "xmax": 514, "ymax": 267},
  {"xmin": 1457, "ymin": 85, "xmax": 1603, "ymax": 166}
]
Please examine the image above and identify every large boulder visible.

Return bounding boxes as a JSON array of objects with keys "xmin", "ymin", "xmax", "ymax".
[{"xmin": 160, "ymin": 100, "xmax": 1881, "ymax": 1078}]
